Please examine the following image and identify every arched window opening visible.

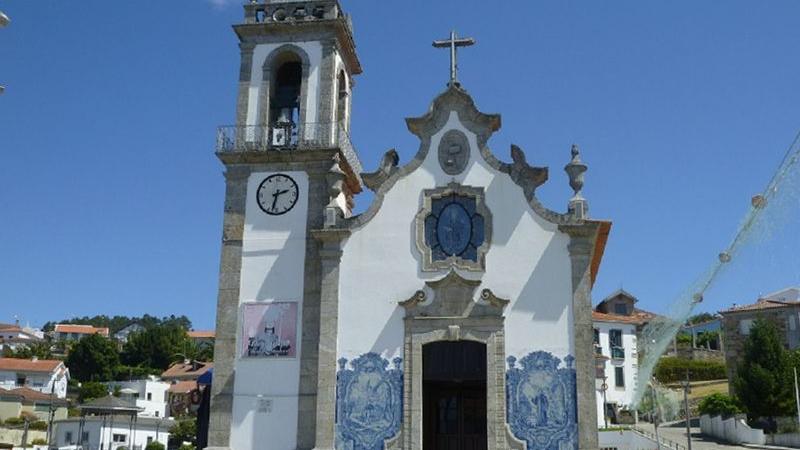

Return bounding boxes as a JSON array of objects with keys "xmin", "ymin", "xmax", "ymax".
[
  {"xmin": 336, "ymin": 70, "xmax": 348, "ymax": 126},
  {"xmin": 271, "ymin": 59, "xmax": 302, "ymax": 126}
]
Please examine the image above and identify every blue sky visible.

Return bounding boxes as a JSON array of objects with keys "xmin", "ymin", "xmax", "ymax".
[{"xmin": 1, "ymin": 1, "xmax": 799, "ymax": 330}]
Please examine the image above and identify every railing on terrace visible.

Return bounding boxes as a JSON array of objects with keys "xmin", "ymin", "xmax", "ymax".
[
  {"xmin": 216, "ymin": 122, "xmax": 353, "ymax": 154},
  {"xmin": 611, "ymin": 346, "xmax": 625, "ymax": 360},
  {"xmin": 632, "ymin": 426, "xmax": 688, "ymax": 450}
]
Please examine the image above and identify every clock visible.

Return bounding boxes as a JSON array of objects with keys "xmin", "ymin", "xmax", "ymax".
[{"xmin": 257, "ymin": 174, "xmax": 299, "ymax": 215}]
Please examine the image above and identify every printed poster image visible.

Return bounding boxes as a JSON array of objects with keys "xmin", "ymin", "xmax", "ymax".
[{"xmin": 241, "ymin": 302, "xmax": 297, "ymax": 358}]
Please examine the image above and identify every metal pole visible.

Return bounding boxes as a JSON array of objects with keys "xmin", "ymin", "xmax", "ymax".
[
  {"xmin": 683, "ymin": 370, "xmax": 693, "ymax": 450},
  {"xmin": 652, "ymin": 378, "xmax": 661, "ymax": 450},
  {"xmin": 794, "ymin": 367, "xmax": 800, "ymax": 430},
  {"xmin": 602, "ymin": 376, "xmax": 608, "ymax": 428}
]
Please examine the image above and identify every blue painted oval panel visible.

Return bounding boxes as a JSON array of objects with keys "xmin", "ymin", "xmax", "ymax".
[{"xmin": 436, "ymin": 202, "xmax": 472, "ymax": 256}]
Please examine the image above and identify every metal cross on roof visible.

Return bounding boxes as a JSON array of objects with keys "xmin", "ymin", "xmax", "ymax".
[{"xmin": 433, "ymin": 30, "xmax": 475, "ymax": 87}]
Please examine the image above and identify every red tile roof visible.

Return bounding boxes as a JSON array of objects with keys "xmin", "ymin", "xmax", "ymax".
[
  {"xmin": 168, "ymin": 380, "xmax": 197, "ymax": 394},
  {"xmin": 187, "ymin": 331, "xmax": 215, "ymax": 339},
  {"xmin": 0, "ymin": 358, "xmax": 63, "ymax": 373},
  {"xmin": 0, "ymin": 387, "xmax": 65, "ymax": 403},
  {"xmin": 161, "ymin": 361, "xmax": 213, "ymax": 380},
  {"xmin": 720, "ymin": 298, "xmax": 799, "ymax": 314},
  {"xmin": 54, "ymin": 324, "xmax": 110, "ymax": 336},
  {"xmin": 592, "ymin": 308, "xmax": 657, "ymax": 325}
]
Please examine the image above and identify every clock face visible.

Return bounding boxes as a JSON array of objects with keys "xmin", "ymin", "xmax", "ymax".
[{"xmin": 257, "ymin": 174, "xmax": 299, "ymax": 215}]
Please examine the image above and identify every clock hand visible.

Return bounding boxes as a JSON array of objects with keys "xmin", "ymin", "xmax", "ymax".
[{"xmin": 270, "ymin": 189, "xmax": 291, "ymax": 211}]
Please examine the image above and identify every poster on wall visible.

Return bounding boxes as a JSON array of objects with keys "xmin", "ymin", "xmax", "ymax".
[{"xmin": 241, "ymin": 302, "xmax": 298, "ymax": 358}]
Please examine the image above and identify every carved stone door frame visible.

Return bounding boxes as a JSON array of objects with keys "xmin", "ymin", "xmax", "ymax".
[{"xmin": 387, "ymin": 271, "xmax": 524, "ymax": 450}]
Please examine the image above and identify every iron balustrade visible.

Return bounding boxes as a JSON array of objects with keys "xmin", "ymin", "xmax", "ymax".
[{"xmin": 216, "ymin": 122, "xmax": 353, "ymax": 153}]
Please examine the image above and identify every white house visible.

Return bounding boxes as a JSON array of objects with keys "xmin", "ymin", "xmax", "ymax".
[
  {"xmin": 0, "ymin": 357, "xmax": 69, "ymax": 398},
  {"xmin": 113, "ymin": 323, "xmax": 144, "ymax": 344},
  {"xmin": 105, "ymin": 378, "xmax": 170, "ymax": 418},
  {"xmin": 53, "ymin": 324, "xmax": 109, "ymax": 342},
  {"xmin": 0, "ymin": 322, "xmax": 44, "ymax": 353},
  {"xmin": 52, "ymin": 416, "xmax": 172, "ymax": 450},
  {"xmin": 592, "ymin": 290, "xmax": 656, "ymax": 426}
]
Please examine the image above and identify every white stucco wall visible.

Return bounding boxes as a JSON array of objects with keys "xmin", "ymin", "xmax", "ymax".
[
  {"xmin": 0, "ymin": 369, "xmax": 67, "ymax": 399},
  {"xmin": 247, "ymin": 42, "xmax": 322, "ymax": 127},
  {"xmin": 337, "ymin": 111, "xmax": 575, "ymax": 364},
  {"xmin": 230, "ymin": 170, "xmax": 309, "ymax": 450},
  {"xmin": 594, "ymin": 320, "xmax": 638, "ymax": 426},
  {"xmin": 53, "ymin": 418, "xmax": 171, "ymax": 450}
]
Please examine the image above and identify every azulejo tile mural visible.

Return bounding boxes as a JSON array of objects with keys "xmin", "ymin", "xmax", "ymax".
[
  {"xmin": 336, "ymin": 353, "xmax": 403, "ymax": 450},
  {"xmin": 506, "ymin": 351, "xmax": 578, "ymax": 450}
]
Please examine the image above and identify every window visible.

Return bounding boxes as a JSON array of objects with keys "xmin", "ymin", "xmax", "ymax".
[
  {"xmin": 424, "ymin": 194, "xmax": 485, "ymax": 262},
  {"xmin": 614, "ymin": 303, "xmax": 628, "ymax": 315},
  {"xmin": 113, "ymin": 434, "xmax": 127, "ymax": 443},
  {"xmin": 147, "ymin": 392, "xmax": 152, "ymax": 401},
  {"xmin": 155, "ymin": 411, "xmax": 160, "ymax": 417},
  {"xmin": 739, "ymin": 319, "xmax": 754, "ymax": 335},
  {"xmin": 615, "ymin": 367, "xmax": 625, "ymax": 388},
  {"xmin": 609, "ymin": 329, "xmax": 622, "ymax": 347},
  {"xmin": 789, "ymin": 315, "xmax": 797, "ymax": 331},
  {"xmin": 65, "ymin": 431, "xmax": 74, "ymax": 445},
  {"xmin": 16, "ymin": 375, "xmax": 26, "ymax": 386},
  {"xmin": 593, "ymin": 329, "xmax": 600, "ymax": 345},
  {"xmin": 81, "ymin": 431, "xmax": 89, "ymax": 443}
]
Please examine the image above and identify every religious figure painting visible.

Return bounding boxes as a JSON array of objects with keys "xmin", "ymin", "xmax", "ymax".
[
  {"xmin": 336, "ymin": 353, "xmax": 403, "ymax": 450},
  {"xmin": 506, "ymin": 351, "xmax": 577, "ymax": 450},
  {"xmin": 241, "ymin": 302, "xmax": 297, "ymax": 358}
]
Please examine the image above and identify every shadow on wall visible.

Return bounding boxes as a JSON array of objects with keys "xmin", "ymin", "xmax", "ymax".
[
  {"xmin": 369, "ymin": 306, "xmax": 405, "ymax": 357},
  {"xmin": 511, "ymin": 231, "xmax": 571, "ymax": 323}
]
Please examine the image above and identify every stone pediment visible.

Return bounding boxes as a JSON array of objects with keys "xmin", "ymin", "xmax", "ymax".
[{"xmin": 399, "ymin": 270, "xmax": 508, "ymax": 319}]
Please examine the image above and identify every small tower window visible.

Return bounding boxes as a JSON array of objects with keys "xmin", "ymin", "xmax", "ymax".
[
  {"xmin": 336, "ymin": 70, "xmax": 348, "ymax": 125},
  {"xmin": 271, "ymin": 59, "xmax": 302, "ymax": 126}
]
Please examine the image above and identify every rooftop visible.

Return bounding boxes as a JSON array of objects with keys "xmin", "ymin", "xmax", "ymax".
[
  {"xmin": 161, "ymin": 361, "xmax": 213, "ymax": 380},
  {"xmin": 0, "ymin": 387, "xmax": 67, "ymax": 404},
  {"xmin": 187, "ymin": 330, "xmax": 215, "ymax": 339},
  {"xmin": 54, "ymin": 324, "xmax": 110, "ymax": 336},
  {"xmin": 721, "ymin": 297, "xmax": 800, "ymax": 314},
  {"xmin": 592, "ymin": 310, "xmax": 653, "ymax": 325},
  {"xmin": 0, "ymin": 357, "xmax": 63, "ymax": 373}
]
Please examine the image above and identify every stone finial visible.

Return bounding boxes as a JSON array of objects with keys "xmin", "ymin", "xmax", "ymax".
[
  {"xmin": 564, "ymin": 144, "xmax": 588, "ymax": 219},
  {"xmin": 324, "ymin": 158, "xmax": 347, "ymax": 228}
]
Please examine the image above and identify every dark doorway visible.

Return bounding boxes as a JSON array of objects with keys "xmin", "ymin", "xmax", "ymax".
[{"xmin": 423, "ymin": 341, "xmax": 487, "ymax": 450}]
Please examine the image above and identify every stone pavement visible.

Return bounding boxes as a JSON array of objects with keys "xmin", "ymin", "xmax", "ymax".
[{"xmin": 634, "ymin": 422, "xmax": 796, "ymax": 450}]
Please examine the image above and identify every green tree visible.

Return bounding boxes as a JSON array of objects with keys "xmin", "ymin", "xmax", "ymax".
[
  {"xmin": 698, "ymin": 393, "xmax": 742, "ymax": 417},
  {"xmin": 734, "ymin": 318, "xmax": 793, "ymax": 421},
  {"xmin": 78, "ymin": 381, "xmax": 109, "ymax": 402},
  {"xmin": 145, "ymin": 441, "xmax": 166, "ymax": 450},
  {"xmin": 65, "ymin": 334, "xmax": 120, "ymax": 382},
  {"xmin": 169, "ymin": 418, "xmax": 197, "ymax": 448},
  {"xmin": 687, "ymin": 313, "xmax": 715, "ymax": 325},
  {"xmin": 2, "ymin": 341, "xmax": 53, "ymax": 360},
  {"xmin": 121, "ymin": 324, "xmax": 191, "ymax": 371}
]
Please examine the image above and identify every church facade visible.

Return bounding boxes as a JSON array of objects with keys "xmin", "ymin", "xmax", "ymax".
[{"xmin": 207, "ymin": 1, "xmax": 611, "ymax": 450}]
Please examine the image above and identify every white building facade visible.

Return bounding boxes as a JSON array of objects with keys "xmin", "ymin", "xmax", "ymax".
[
  {"xmin": 207, "ymin": 2, "xmax": 612, "ymax": 450},
  {"xmin": 593, "ymin": 317, "xmax": 638, "ymax": 427},
  {"xmin": 105, "ymin": 379, "xmax": 170, "ymax": 418},
  {"xmin": 0, "ymin": 358, "xmax": 69, "ymax": 398},
  {"xmin": 52, "ymin": 416, "xmax": 172, "ymax": 450}
]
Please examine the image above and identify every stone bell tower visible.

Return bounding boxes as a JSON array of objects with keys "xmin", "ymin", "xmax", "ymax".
[{"xmin": 207, "ymin": 1, "xmax": 363, "ymax": 449}]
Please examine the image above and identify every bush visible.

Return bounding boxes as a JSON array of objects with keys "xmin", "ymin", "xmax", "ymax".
[
  {"xmin": 79, "ymin": 381, "xmax": 110, "ymax": 402},
  {"xmin": 697, "ymin": 393, "xmax": 742, "ymax": 417},
  {"xmin": 145, "ymin": 442, "xmax": 166, "ymax": 450},
  {"xmin": 4, "ymin": 417, "xmax": 24, "ymax": 426},
  {"xmin": 28, "ymin": 420, "xmax": 48, "ymax": 431},
  {"xmin": 178, "ymin": 444, "xmax": 195, "ymax": 450},
  {"xmin": 31, "ymin": 438, "xmax": 48, "ymax": 445},
  {"xmin": 654, "ymin": 357, "xmax": 726, "ymax": 383}
]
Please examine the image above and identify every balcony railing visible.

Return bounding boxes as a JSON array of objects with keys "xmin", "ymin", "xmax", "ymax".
[
  {"xmin": 611, "ymin": 346, "xmax": 625, "ymax": 360},
  {"xmin": 594, "ymin": 344, "xmax": 603, "ymax": 356},
  {"xmin": 216, "ymin": 122, "xmax": 354, "ymax": 153}
]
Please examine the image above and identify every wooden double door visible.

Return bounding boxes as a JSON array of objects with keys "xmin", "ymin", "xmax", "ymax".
[{"xmin": 422, "ymin": 341, "xmax": 487, "ymax": 450}]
